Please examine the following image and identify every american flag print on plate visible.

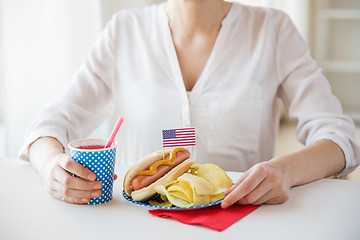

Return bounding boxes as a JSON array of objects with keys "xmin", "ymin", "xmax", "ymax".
[{"xmin": 162, "ymin": 128, "xmax": 196, "ymax": 148}]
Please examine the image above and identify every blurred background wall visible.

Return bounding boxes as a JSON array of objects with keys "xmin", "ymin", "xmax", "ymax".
[
  {"xmin": 0, "ymin": 0, "xmax": 156, "ymax": 157},
  {"xmin": 309, "ymin": 0, "xmax": 360, "ymax": 123},
  {"xmin": 0, "ymin": 0, "xmax": 359, "ymax": 157}
]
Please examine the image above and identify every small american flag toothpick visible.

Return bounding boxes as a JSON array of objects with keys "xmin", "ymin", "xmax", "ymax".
[{"xmin": 162, "ymin": 127, "xmax": 196, "ymax": 148}]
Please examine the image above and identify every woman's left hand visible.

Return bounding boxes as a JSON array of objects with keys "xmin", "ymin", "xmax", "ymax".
[{"xmin": 221, "ymin": 159, "xmax": 292, "ymax": 208}]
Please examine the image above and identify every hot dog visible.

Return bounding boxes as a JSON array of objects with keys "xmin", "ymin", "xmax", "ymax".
[
  {"xmin": 131, "ymin": 150, "xmax": 190, "ymax": 190},
  {"xmin": 123, "ymin": 147, "xmax": 196, "ymax": 202}
]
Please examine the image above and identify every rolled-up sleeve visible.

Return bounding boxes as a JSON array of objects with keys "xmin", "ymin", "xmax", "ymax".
[{"xmin": 276, "ymin": 13, "xmax": 360, "ymax": 177}]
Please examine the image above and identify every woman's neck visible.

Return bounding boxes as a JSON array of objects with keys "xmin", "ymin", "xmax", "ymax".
[{"xmin": 166, "ymin": 0, "xmax": 232, "ymax": 40}]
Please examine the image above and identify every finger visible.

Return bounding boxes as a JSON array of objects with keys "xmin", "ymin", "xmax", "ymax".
[
  {"xmin": 58, "ymin": 155, "xmax": 96, "ymax": 181},
  {"xmin": 254, "ymin": 188, "xmax": 290, "ymax": 205},
  {"xmin": 52, "ymin": 180, "xmax": 102, "ymax": 199},
  {"xmin": 221, "ymin": 169, "xmax": 266, "ymax": 209},
  {"xmin": 264, "ymin": 194, "xmax": 289, "ymax": 205},
  {"xmin": 53, "ymin": 164, "xmax": 102, "ymax": 190},
  {"xmin": 250, "ymin": 175, "xmax": 290, "ymax": 205},
  {"xmin": 236, "ymin": 177, "xmax": 273, "ymax": 205},
  {"xmin": 50, "ymin": 189, "xmax": 90, "ymax": 204},
  {"xmin": 249, "ymin": 189, "xmax": 277, "ymax": 205},
  {"xmin": 224, "ymin": 171, "xmax": 250, "ymax": 196}
]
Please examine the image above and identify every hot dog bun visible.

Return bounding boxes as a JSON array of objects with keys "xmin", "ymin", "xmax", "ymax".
[{"xmin": 123, "ymin": 149, "xmax": 195, "ymax": 202}]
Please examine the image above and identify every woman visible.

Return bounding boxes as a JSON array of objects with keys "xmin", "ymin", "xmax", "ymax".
[{"xmin": 21, "ymin": 0, "xmax": 360, "ymax": 207}]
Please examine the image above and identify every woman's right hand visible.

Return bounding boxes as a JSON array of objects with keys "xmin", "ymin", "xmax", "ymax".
[
  {"xmin": 28, "ymin": 137, "xmax": 103, "ymax": 204},
  {"xmin": 42, "ymin": 153, "xmax": 103, "ymax": 204}
]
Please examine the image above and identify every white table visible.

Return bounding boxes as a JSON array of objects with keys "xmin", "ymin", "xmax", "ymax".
[{"xmin": 0, "ymin": 157, "xmax": 359, "ymax": 240}]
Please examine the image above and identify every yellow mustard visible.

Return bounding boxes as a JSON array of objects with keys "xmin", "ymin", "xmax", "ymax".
[{"xmin": 138, "ymin": 147, "xmax": 185, "ymax": 176}]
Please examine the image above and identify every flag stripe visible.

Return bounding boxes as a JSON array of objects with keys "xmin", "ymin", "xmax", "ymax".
[
  {"xmin": 163, "ymin": 144, "xmax": 196, "ymax": 147},
  {"xmin": 163, "ymin": 141, "xmax": 195, "ymax": 144},
  {"xmin": 162, "ymin": 127, "xmax": 196, "ymax": 148},
  {"xmin": 163, "ymin": 138, "xmax": 195, "ymax": 142},
  {"xmin": 163, "ymin": 141, "xmax": 196, "ymax": 144}
]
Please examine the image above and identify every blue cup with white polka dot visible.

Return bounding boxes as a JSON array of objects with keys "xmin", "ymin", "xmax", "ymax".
[{"xmin": 68, "ymin": 138, "xmax": 116, "ymax": 205}]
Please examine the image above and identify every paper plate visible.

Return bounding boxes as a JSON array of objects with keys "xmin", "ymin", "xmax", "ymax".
[{"xmin": 122, "ymin": 190, "xmax": 223, "ymax": 211}]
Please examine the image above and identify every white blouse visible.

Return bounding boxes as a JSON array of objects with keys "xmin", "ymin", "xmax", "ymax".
[{"xmin": 20, "ymin": 3, "xmax": 360, "ymax": 177}]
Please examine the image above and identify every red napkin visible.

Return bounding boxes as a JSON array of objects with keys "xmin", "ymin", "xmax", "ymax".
[{"xmin": 149, "ymin": 204, "xmax": 260, "ymax": 232}]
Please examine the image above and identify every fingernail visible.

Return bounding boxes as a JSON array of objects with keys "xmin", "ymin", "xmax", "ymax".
[
  {"xmin": 88, "ymin": 174, "xmax": 96, "ymax": 181},
  {"xmin": 94, "ymin": 184, "xmax": 102, "ymax": 189},
  {"xmin": 82, "ymin": 198, "xmax": 89, "ymax": 203},
  {"xmin": 92, "ymin": 191, "xmax": 101, "ymax": 197}
]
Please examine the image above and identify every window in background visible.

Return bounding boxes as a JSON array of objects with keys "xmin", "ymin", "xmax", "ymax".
[
  {"xmin": 310, "ymin": 0, "xmax": 360, "ymax": 125},
  {"xmin": 1, "ymin": 0, "xmax": 157, "ymax": 157},
  {"xmin": 0, "ymin": 0, "xmax": 6, "ymax": 157},
  {"xmin": 1, "ymin": 0, "xmax": 104, "ymax": 157}
]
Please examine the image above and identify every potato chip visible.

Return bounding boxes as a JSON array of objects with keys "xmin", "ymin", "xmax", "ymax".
[
  {"xmin": 153, "ymin": 164, "xmax": 233, "ymax": 208},
  {"xmin": 148, "ymin": 200, "xmax": 172, "ymax": 207},
  {"xmin": 191, "ymin": 164, "xmax": 233, "ymax": 194},
  {"xmin": 160, "ymin": 194, "xmax": 168, "ymax": 202},
  {"xmin": 167, "ymin": 190, "xmax": 188, "ymax": 202},
  {"xmin": 164, "ymin": 179, "xmax": 178, "ymax": 188},
  {"xmin": 210, "ymin": 192, "xmax": 225, "ymax": 203},
  {"xmin": 192, "ymin": 194, "xmax": 211, "ymax": 206},
  {"xmin": 154, "ymin": 185, "xmax": 194, "ymax": 208},
  {"xmin": 178, "ymin": 173, "xmax": 214, "ymax": 196},
  {"xmin": 166, "ymin": 181, "xmax": 193, "ymax": 202}
]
